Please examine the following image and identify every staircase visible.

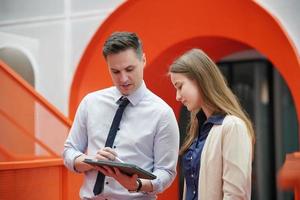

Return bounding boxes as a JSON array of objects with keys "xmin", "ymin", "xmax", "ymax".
[{"xmin": 0, "ymin": 60, "xmax": 82, "ymax": 200}]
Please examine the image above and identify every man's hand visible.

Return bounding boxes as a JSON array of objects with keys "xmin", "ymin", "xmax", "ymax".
[
  {"xmin": 74, "ymin": 154, "xmax": 94, "ymax": 172},
  {"xmin": 94, "ymin": 147, "xmax": 138, "ymax": 190},
  {"xmin": 93, "ymin": 147, "xmax": 153, "ymax": 192},
  {"xmin": 74, "ymin": 147, "xmax": 117, "ymax": 172},
  {"xmin": 95, "ymin": 147, "xmax": 117, "ymax": 161},
  {"xmin": 96, "ymin": 165, "xmax": 139, "ymax": 191}
]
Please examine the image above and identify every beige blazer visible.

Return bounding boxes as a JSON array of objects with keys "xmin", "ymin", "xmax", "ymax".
[{"xmin": 183, "ymin": 115, "xmax": 252, "ymax": 200}]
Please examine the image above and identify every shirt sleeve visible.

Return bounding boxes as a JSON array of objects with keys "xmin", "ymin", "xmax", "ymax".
[
  {"xmin": 150, "ymin": 107, "xmax": 180, "ymax": 194},
  {"xmin": 62, "ymin": 97, "xmax": 88, "ymax": 172},
  {"xmin": 222, "ymin": 117, "xmax": 252, "ymax": 200}
]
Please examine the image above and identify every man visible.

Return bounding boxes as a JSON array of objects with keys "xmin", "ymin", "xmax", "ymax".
[{"xmin": 63, "ymin": 32, "xmax": 179, "ymax": 200}]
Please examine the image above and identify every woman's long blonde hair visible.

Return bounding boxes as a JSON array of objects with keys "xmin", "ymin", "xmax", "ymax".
[{"xmin": 169, "ymin": 49, "xmax": 255, "ymax": 155}]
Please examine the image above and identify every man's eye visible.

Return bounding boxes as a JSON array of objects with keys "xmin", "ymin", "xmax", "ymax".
[
  {"xmin": 126, "ymin": 68, "xmax": 133, "ymax": 72},
  {"xmin": 112, "ymin": 71, "xmax": 119, "ymax": 74}
]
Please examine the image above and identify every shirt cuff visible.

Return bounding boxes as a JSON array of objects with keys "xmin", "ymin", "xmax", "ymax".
[
  {"xmin": 148, "ymin": 178, "xmax": 162, "ymax": 195},
  {"xmin": 73, "ymin": 153, "xmax": 84, "ymax": 173},
  {"xmin": 64, "ymin": 150, "xmax": 83, "ymax": 173}
]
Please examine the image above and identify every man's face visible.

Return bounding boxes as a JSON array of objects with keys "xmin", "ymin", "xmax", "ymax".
[{"xmin": 106, "ymin": 49, "xmax": 145, "ymax": 96}]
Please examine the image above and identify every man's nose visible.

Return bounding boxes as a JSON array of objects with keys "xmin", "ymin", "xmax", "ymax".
[{"xmin": 119, "ymin": 72, "xmax": 128, "ymax": 83}]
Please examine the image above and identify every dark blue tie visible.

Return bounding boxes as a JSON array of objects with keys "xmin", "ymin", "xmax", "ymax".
[{"xmin": 93, "ymin": 97, "xmax": 130, "ymax": 195}]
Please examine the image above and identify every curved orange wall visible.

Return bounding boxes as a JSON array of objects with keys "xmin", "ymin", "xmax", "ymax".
[{"xmin": 69, "ymin": 0, "xmax": 300, "ymax": 199}]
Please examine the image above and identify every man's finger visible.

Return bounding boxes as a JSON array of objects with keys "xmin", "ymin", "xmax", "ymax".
[{"xmin": 103, "ymin": 147, "xmax": 118, "ymax": 156}]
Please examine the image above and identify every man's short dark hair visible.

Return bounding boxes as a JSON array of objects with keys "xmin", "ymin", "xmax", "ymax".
[{"xmin": 102, "ymin": 32, "xmax": 143, "ymax": 60}]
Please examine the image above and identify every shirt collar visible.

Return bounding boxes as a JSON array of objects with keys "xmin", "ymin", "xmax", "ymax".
[
  {"xmin": 196, "ymin": 110, "xmax": 225, "ymax": 126},
  {"xmin": 114, "ymin": 81, "xmax": 147, "ymax": 106},
  {"xmin": 206, "ymin": 114, "xmax": 225, "ymax": 125}
]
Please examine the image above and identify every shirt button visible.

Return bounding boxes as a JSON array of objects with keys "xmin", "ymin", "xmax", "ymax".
[
  {"xmin": 193, "ymin": 190, "xmax": 196, "ymax": 194},
  {"xmin": 190, "ymin": 156, "xmax": 193, "ymax": 160},
  {"xmin": 113, "ymin": 145, "xmax": 116, "ymax": 148},
  {"xmin": 106, "ymin": 181, "xmax": 109, "ymax": 184},
  {"xmin": 191, "ymin": 174, "xmax": 194, "ymax": 178}
]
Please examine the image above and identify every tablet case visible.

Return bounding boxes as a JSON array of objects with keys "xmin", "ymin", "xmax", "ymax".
[{"xmin": 83, "ymin": 159, "xmax": 157, "ymax": 180}]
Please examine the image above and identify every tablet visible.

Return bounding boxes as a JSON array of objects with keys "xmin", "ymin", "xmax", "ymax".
[{"xmin": 83, "ymin": 159, "xmax": 157, "ymax": 180}]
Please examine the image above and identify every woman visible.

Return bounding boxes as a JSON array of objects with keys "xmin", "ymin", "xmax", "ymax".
[{"xmin": 169, "ymin": 49, "xmax": 255, "ymax": 200}]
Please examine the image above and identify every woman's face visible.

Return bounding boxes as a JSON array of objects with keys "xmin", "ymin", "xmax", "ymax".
[{"xmin": 170, "ymin": 72, "xmax": 204, "ymax": 112}]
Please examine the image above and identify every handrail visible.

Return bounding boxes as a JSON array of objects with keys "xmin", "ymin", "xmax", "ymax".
[
  {"xmin": 0, "ymin": 58, "xmax": 71, "ymax": 161},
  {"xmin": 0, "ymin": 60, "xmax": 72, "ymax": 127},
  {"xmin": 0, "ymin": 107, "xmax": 59, "ymax": 157},
  {"xmin": 0, "ymin": 158, "xmax": 63, "ymax": 170}
]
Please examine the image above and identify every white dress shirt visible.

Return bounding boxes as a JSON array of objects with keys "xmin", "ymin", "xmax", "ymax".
[{"xmin": 63, "ymin": 82, "xmax": 179, "ymax": 200}]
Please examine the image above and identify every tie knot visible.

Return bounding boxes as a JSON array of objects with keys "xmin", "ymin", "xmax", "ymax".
[{"xmin": 119, "ymin": 97, "xmax": 130, "ymax": 107}]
